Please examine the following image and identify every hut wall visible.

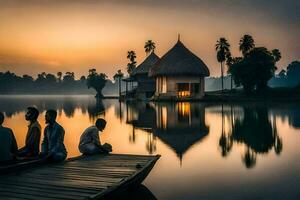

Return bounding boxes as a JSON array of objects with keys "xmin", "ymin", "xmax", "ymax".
[{"xmin": 155, "ymin": 76, "xmax": 205, "ymax": 99}]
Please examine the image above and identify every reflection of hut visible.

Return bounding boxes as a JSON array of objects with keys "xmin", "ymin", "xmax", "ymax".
[
  {"xmin": 149, "ymin": 38, "xmax": 210, "ymax": 100},
  {"xmin": 125, "ymin": 102, "xmax": 209, "ymax": 161},
  {"xmin": 154, "ymin": 103, "xmax": 209, "ymax": 160}
]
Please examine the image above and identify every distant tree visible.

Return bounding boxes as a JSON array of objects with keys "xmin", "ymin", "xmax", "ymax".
[
  {"xmin": 113, "ymin": 69, "xmax": 124, "ymax": 98},
  {"xmin": 22, "ymin": 75, "xmax": 34, "ymax": 82},
  {"xmin": 286, "ymin": 61, "xmax": 300, "ymax": 87},
  {"xmin": 86, "ymin": 69, "xmax": 107, "ymax": 98},
  {"xmin": 45, "ymin": 73, "xmax": 57, "ymax": 84},
  {"xmin": 80, "ymin": 75, "xmax": 86, "ymax": 83},
  {"xmin": 271, "ymin": 49, "xmax": 282, "ymax": 62},
  {"xmin": 144, "ymin": 40, "xmax": 156, "ymax": 55},
  {"xmin": 215, "ymin": 37, "xmax": 230, "ymax": 92},
  {"xmin": 230, "ymin": 47, "xmax": 276, "ymax": 93},
  {"xmin": 63, "ymin": 72, "xmax": 75, "ymax": 84},
  {"xmin": 239, "ymin": 35, "xmax": 255, "ymax": 57},
  {"xmin": 127, "ymin": 51, "xmax": 137, "ymax": 76},
  {"xmin": 57, "ymin": 72, "xmax": 62, "ymax": 82}
]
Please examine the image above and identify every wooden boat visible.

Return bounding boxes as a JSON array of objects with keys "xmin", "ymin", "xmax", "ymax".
[{"xmin": 0, "ymin": 154, "xmax": 160, "ymax": 200}]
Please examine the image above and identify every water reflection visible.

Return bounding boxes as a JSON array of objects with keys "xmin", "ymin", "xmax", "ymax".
[
  {"xmin": 126, "ymin": 102, "xmax": 209, "ymax": 162},
  {"xmin": 2, "ymin": 96, "xmax": 300, "ymax": 199},
  {"xmin": 0, "ymin": 96, "xmax": 110, "ymax": 121},
  {"xmin": 218, "ymin": 105, "xmax": 283, "ymax": 168}
]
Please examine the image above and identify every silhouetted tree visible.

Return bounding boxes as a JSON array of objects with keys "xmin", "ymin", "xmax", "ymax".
[
  {"xmin": 113, "ymin": 69, "xmax": 124, "ymax": 98},
  {"xmin": 57, "ymin": 72, "xmax": 62, "ymax": 82},
  {"xmin": 127, "ymin": 51, "xmax": 137, "ymax": 76},
  {"xmin": 239, "ymin": 34, "xmax": 255, "ymax": 56},
  {"xmin": 86, "ymin": 69, "xmax": 107, "ymax": 98},
  {"xmin": 230, "ymin": 47, "xmax": 277, "ymax": 93},
  {"xmin": 272, "ymin": 49, "xmax": 281, "ymax": 62},
  {"xmin": 144, "ymin": 40, "xmax": 156, "ymax": 55},
  {"xmin": 215, "ymin": 37, "xmax": 230, "ymax": 92},
  {"xmin": 286, "ymin": 61, "xmax": 300, "ymax": 87}
]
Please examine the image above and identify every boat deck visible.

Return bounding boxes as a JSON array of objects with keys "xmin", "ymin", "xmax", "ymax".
[{"xmin": 0, "ymin": 154, "xmax": 160, "ymax": 200}]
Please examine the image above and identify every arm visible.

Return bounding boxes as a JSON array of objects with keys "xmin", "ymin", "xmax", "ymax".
[{"xmin": 92, "ymin": 131, "xmax": 109, "ymax": 153}]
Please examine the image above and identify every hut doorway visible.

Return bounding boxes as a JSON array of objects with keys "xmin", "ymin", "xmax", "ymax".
[
  {"xmin": 177, "ymin": 83, "xmax": 190, "ymax": 97},
  {"xmin": 177, "ymin": 83, "xmax": 200, "ymax": 98}
]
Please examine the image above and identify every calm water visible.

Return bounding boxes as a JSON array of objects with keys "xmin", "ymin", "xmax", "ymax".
[{"xmin": 1, "ymin": 95, "xmax": 300, "ymax": 200}]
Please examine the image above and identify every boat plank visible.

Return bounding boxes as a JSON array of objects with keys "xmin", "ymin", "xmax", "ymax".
[{"xmin": 0, "ymin": 154, "xmax": 160, "ymax": 200}]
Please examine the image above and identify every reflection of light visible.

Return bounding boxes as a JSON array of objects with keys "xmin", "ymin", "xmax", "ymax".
[
  {"xmin": 162, "ymin": 106, "xmax": 167, "ymax": 130},
  {"xmin": 178, "ymin": 102, "xmax": 190, "ymax": 117}
]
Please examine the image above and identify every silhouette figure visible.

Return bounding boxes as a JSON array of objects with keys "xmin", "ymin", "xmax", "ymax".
[
  {"xmin": 0, "ymin": 112, "xmax": 18, "ymax": 163},
  {"xmin": 40, "ymin": 110, "xmax": 67, "ymax": 162},
  {"xmin": 78, "ymin": 118, "xmax": 112, "ymax": 155},
  {"xmin": 17, "ymin": 107, "xmax": 41, "ymax": 158}
]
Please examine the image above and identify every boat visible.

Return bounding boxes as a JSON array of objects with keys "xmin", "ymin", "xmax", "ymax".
[{"xmin": 0, "ymin": 154, "xmax": 160, "ymax": 200}]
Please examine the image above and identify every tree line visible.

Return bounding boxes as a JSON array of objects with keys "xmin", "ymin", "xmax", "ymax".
[{"xmin": 215, "ymin": 34, "xmax": 287, "ymax": 93}]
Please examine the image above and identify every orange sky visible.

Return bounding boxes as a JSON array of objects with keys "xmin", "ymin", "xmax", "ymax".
[{"xmin": 0, "ymin": 0, "xmax": 299, "ymax": 78}]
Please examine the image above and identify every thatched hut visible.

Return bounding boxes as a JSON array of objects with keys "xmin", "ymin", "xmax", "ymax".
[
  {"xmin": 131, "ymin": 52, "xmax": 160, "ymax": 100},
  {"xmin": 149, "ymin": 39, "xmax": 210, "ymax": 100}
]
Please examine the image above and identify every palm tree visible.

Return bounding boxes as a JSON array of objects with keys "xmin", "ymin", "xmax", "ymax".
[
  {"xmin": 239, "ymin": 34, "xmax": 255, "ymax": 57},
  {"xmin": 127, "ymin": 51, "xmax": 136, "ymax": 63},
  {"xmin": 113, "ymin": 69, "xmax": 124, "ymax": 98},
  {"xmin": 272, "ymin": 49, "xmax": 281, "ymax": 62},
  {"xmin": 216, "ymin": 37, "xmax": 230, "ymax": 93},
  {"xmin": 144, "ymin": 40, "xmax": 156, "ymax": 55}
]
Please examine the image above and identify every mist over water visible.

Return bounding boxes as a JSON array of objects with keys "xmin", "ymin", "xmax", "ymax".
[{"xmin": 1, "ymin": 95, "xmax": 300, "ymax": 199}]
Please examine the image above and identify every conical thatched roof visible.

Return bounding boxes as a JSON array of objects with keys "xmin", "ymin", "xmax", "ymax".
[
  {"xmin": 132, "ymin": 52, "xmax": 160, "ymax": 76},
  {"xmin": 149, "ymin": 40, "xmax": 210, "ymax": 77}
]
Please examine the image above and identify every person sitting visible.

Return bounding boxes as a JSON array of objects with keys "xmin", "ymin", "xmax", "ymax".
[
  {"xmin": 17, "ymin": 107, "xmax": 41, "ymax": 158},
  {"xmin": 0, "ymin": 112, "xmax": 18, "ymax": 163},
  {"xmin": 78, "ymin": 118, "xmax": 112, "ymax": 155},
  {"xmin": 40, "ymin": 109, "xmax": 67, "ymax": 162}
]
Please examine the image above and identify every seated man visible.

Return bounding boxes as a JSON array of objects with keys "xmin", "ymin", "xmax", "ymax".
[
  {"xmin": 79, "ymin": 118, "xmax": 112, "ymax": 155},
  {"xmin": 17, "ymin": 107, "xmax": 41, "ymax": 158},
  {"xmin": 0, "ymin": 112, "xmax": 18, "ymax": 163},
  {"xmin": 40, "ymin": 109, "xmax": 67, "ymax": 162}
]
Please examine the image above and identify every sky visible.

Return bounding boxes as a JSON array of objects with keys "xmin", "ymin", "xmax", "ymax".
[{"xmin": 0, "ymin": 0, "xmax": 299, "ymax": 79}]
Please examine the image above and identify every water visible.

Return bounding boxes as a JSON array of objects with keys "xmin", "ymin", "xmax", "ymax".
[{"xmin": 1, "ymin": 95, "xmax": 300, "ymax": 200}]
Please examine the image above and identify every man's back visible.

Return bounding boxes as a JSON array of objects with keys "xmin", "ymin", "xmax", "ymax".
[{"xmin": 0, "ymin": 126, "xmax": 18, "ymax": 162}]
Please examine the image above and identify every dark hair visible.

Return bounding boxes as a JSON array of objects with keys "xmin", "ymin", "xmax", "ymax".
[
  {"xmin": 95, "ymin": 118, "xmax": 106, "ymax": 129},
  {"xmin": 0, "ymin": 112, "xmax": 4, "ymax": 125},
  {"xmin": 27, "ymin": 107, "xmax": 39, "ymax": 120},
  {"xmin": 46, "ymin": 109, "xmax": 57, "ymax": 119}
]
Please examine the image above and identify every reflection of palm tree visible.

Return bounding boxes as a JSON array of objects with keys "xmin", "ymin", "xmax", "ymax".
[
  {"xmin": 219, "ymin": 104, "xmax": 232, "ymax": 157},
  {"xmin": 272, "ymin": 116, "xmax": 283, "ymax": 155},
  {"xmin": 129, "ymin": 126, "xmax": 136, "ymax": 143},
  {"xmin": 242, "ymin": 147, "xmax": 256, "ymax": 169},
  {"xmin": 146, "ymin": 133, "xmax": 157, "ymax": 154}
]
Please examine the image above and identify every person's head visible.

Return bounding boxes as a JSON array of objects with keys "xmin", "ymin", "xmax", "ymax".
[
  {"xmin": 95, "ymin": 118, "xmax": 106, "ymax": 131},
  {"xmin": 0, "ymin": 112, "xmax": 4, "ymax": 126},
  {"xmin": 25, "ymin": 107, "xmax": 39, "ymax": 122},
  {"xmin": 45, "ymin": 109, "xmax": 57, "ymax": 124}
]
